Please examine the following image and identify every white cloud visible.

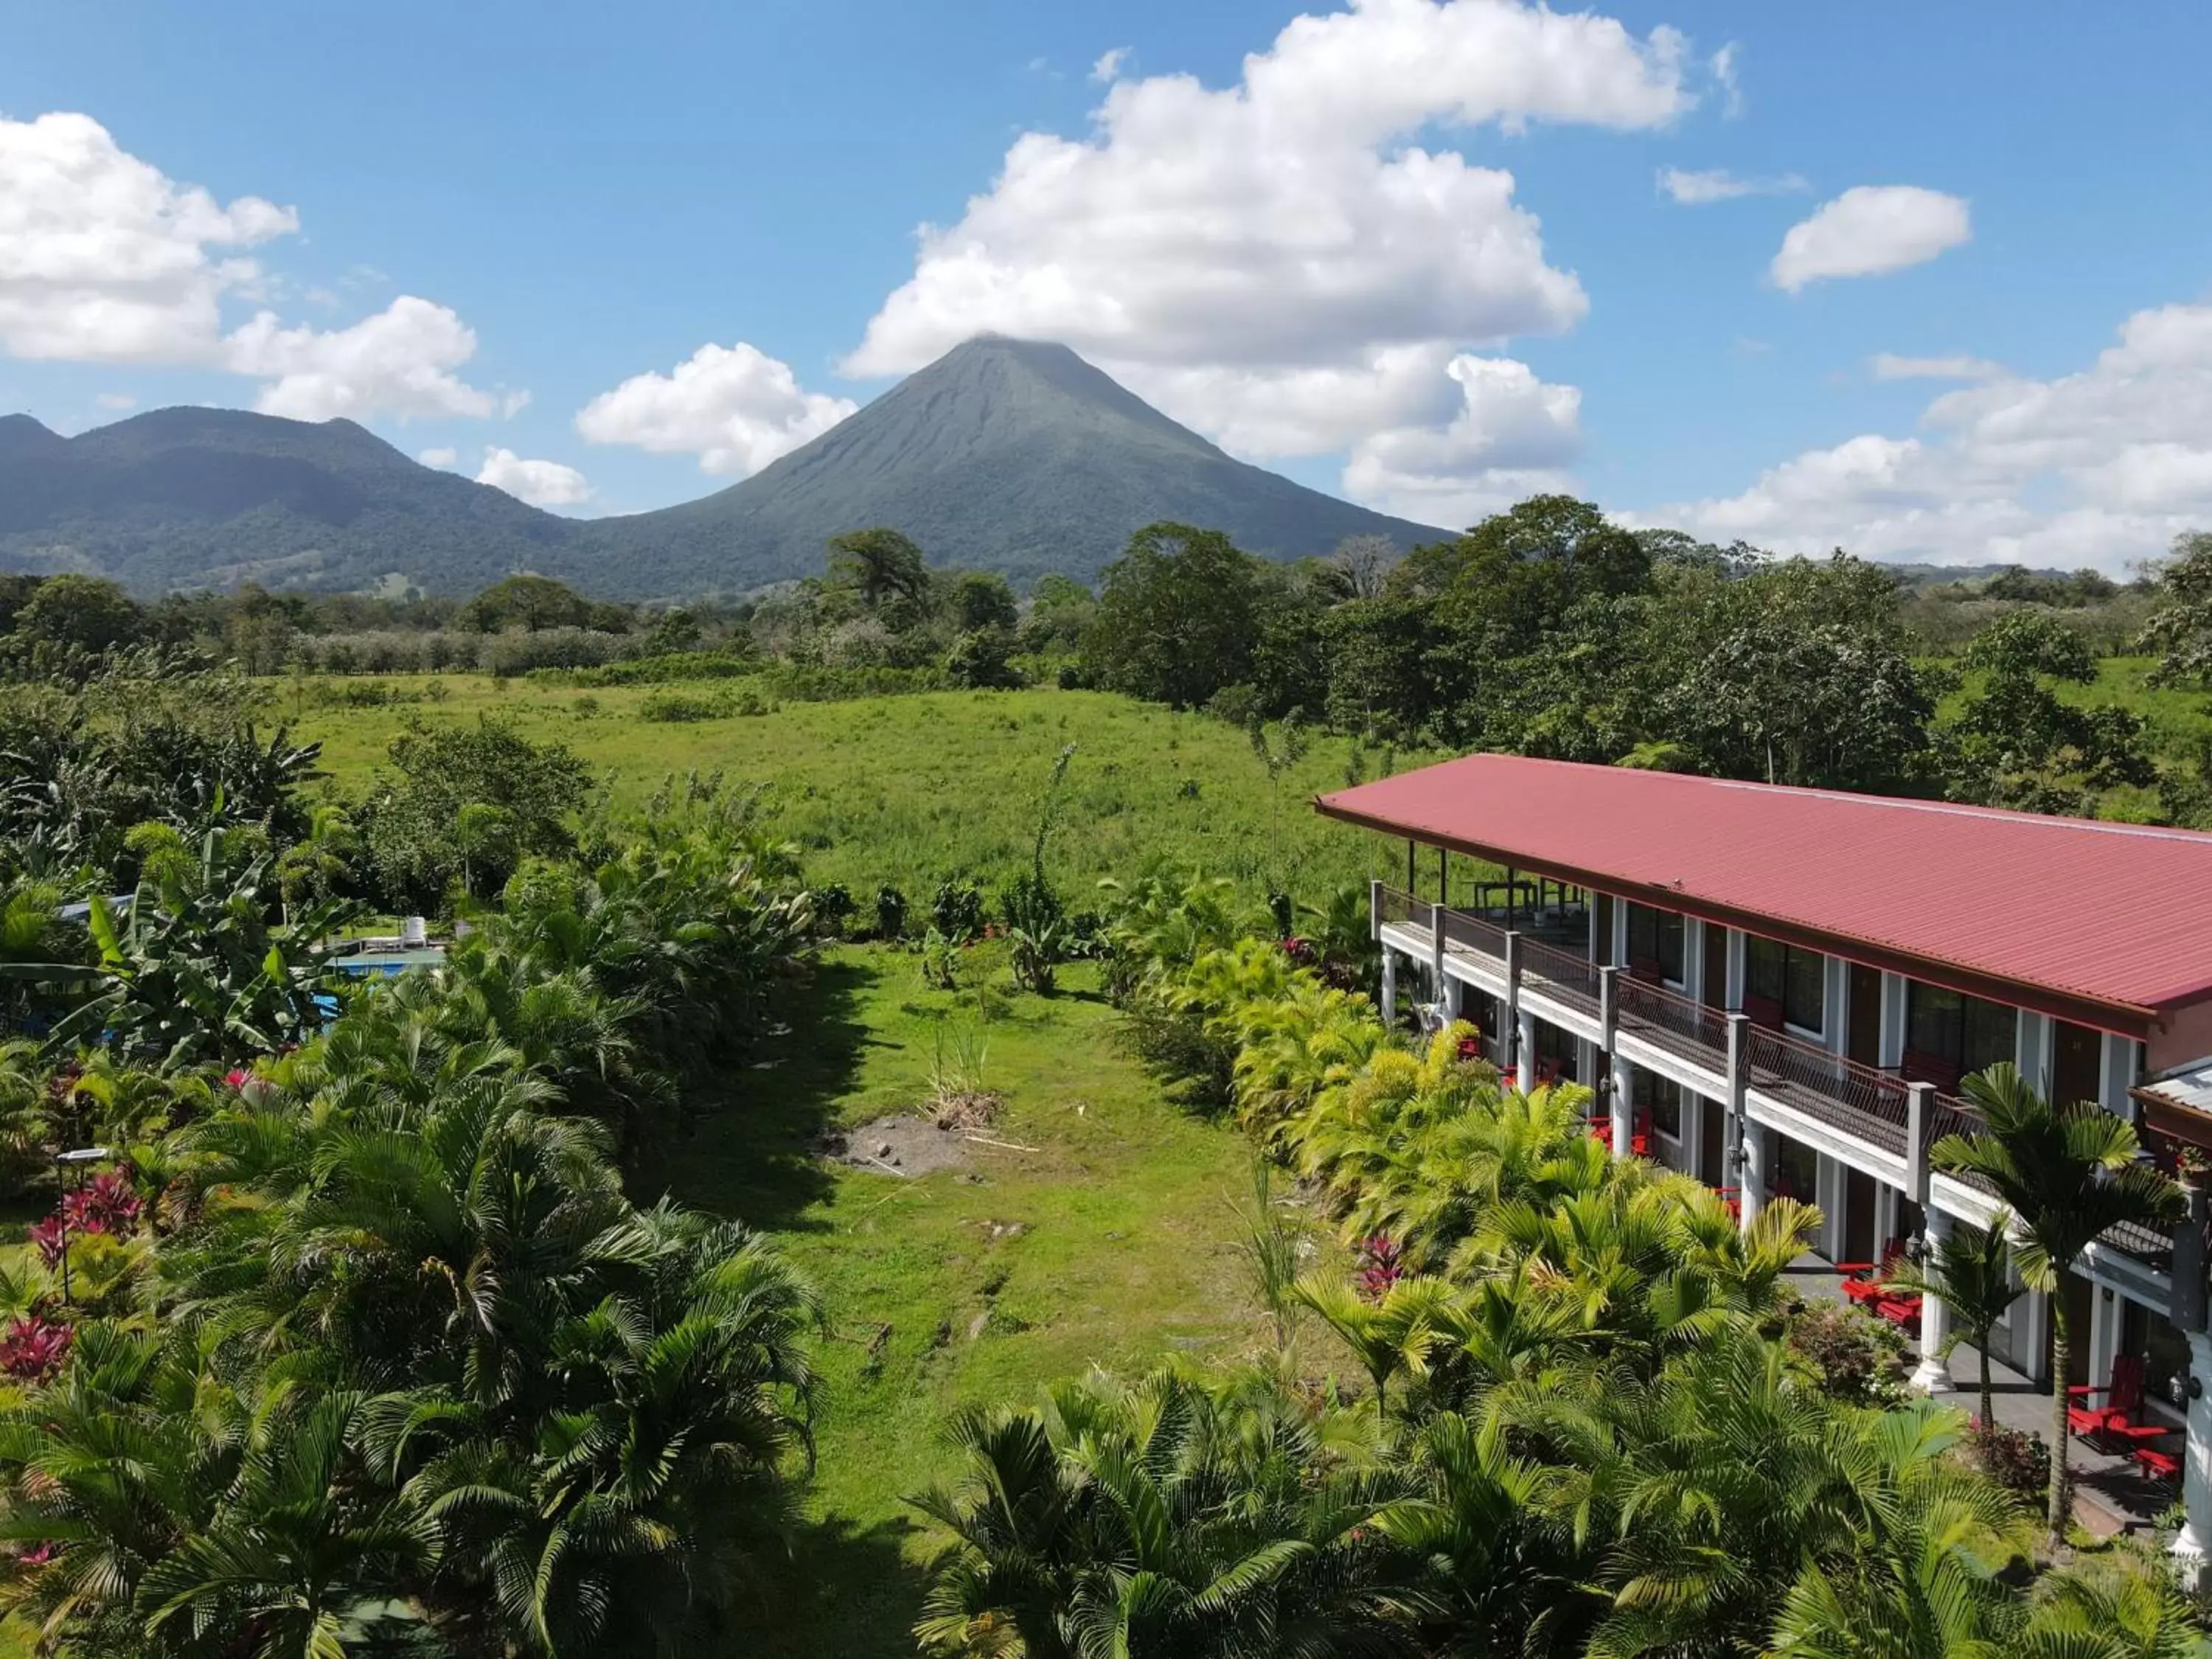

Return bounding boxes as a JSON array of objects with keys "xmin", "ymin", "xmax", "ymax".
[
  {"xmin": 1343, "ymin": 355, "xmax": 1583, "ymax": 525},
  {"xmin": 1649, "ymin": 299, "xmax": 2212, "ymax": 572},
  {"xmin": 1091, "ymin": 46, "xmax": 1130, "ymax": 83},
  {"xmin": 1868, "ymin": 352, "xmax": 2007, "ymax": 383},
  {"xmin": 94, "ymin": 392, "xmax": 136, "ymax": 410},
  {"xmin": 417, "ymin": 445, "xmax": 457, "ymax": 468},
  {"xmin": 226, "ymin": 295, "xmax": 498, "ymax": 422},
  {"xmin": 0, "ymin": 111, "xmax": 296, "ymax": 363},
  {"xmin": 475, "ymin": 446, "xmax": 591, "ymax": 508},
  {"xmin": 1712, "ymin": 43, "xmax": 1744, "ymax": 117},
  {"xmin": 1770, "ymin": 185, "xmax": 1970, "ymax": 292},
  {"xmin": 0, "ymin": 111, "xmax": 505, "ymax": 424},
  {"xmin": 575, "ymin": 341, "xmax": 857, "ymax": 476},
  {"xmin": 846, "ymin": 0, "xmax": 1684, "ymax": 517},
  {"xmin": 1658, "ymin": 165, "xmax": 1806, "ymax": 204}
]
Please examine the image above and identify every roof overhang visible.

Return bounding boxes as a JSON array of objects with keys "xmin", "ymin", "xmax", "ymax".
[{"xmin": 1317, "ymin": 794, "xmax": 2161, "ymax": 1041}]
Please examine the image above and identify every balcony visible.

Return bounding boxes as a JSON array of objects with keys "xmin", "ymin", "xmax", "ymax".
[{"xmin": 1377, "ymin": 886, "xmax": 1972, "ymax": 1167}]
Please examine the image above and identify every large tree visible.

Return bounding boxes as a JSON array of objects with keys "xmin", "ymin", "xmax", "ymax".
[
  {"xmin": 2138, "ymin": 528, "xmax": 2212, "ymax": 685},
  {"xmin": 1942, "ymin": 610, "xmax": 2153, "ymax": 812},
  {"xmin": 1080, "ymin": 523, "xmax": 1265, "ymax": 709}
]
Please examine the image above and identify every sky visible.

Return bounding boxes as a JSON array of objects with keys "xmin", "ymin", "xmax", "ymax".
[{"xmin": 2, "ymin": 0, "xmax": 2211, "ymax": 574}]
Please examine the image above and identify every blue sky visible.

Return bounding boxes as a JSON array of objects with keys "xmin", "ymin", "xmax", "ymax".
[{"xmin": 4, "ymin": 0, "xmax": 2210, "ymax": 571}]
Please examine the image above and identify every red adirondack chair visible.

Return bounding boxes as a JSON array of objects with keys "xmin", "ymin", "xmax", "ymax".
[
  {"xmin": 2067, "ymin": 1354, "xmax": 2146, "ymax": 1449},
  {"xmin": 1839, "ymin": 1238, "xmax": 1907, "ymax": 1307}
]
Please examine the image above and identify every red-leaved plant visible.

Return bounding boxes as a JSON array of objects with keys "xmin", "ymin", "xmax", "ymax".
[
  {"xmin": 1357, "ymin": 1236, "xmax": 1405, "ymax": 1302},
  {"xmin": 0, "ymin": 1315, "xmax": 71, "ymax": 1382}
]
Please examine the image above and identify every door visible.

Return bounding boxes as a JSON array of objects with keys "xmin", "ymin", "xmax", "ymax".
[
  {"xmin": 2053, "ymin": 1020, "xmax": 2102, "ymax": 1108},
  {"xmin": 1700, "ymin": 1094, "xmax": 1724, "ymax": 1185},
  {"xmin": 1843, "ymin": 1167, "xmax": 1877, "ymax": 1265},
  {"xmin": 1847, "ymin": 963, "xmax": 1882, "ymax": 1068}
]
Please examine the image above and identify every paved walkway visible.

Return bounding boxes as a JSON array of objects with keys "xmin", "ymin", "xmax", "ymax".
[{"xmin": 1786, "ymin": 1259, "xmax": 2180, "ymax": 1537}]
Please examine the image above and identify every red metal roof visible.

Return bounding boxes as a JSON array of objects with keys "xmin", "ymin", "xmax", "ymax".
[{"xmin": 1316, "ymin": 753, "xmax": 2212, "ymax": 1034}]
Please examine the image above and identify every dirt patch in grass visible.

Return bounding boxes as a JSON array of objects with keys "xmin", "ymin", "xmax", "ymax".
[{"xmin": 827, "ymin": 1114, "xmax": 972, "ymax": 1178}]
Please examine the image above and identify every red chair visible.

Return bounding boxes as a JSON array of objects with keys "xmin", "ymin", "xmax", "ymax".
[
  {"xmin": 1716, "ymin": 1186, "xmax": 1743, "ymax": 1223},
  {"xmin": 1839, "ymin": 1238, "xmax": 1907, "ymax": 1307},
  {"xmin": 2135, "ymin": 1440, "xmax": 2182, "ymax": 1486},
  {"xmin": 2067, "ymin": 1355, "xmax": 2146, "ymax": 1450},
  {"xmin": 1874, "ymin": 1294, "xmax": 1922, "ymax": 1335}
]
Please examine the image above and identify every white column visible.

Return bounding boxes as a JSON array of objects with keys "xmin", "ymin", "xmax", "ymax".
[
  {"xmin": 1724, "ymin": 928, "xmax": 1746, "ymax": 1009},
  {"xmin": 2087, "ymin": 1284, "xmax": 2123, "ymax": 1399},
  {"xmin": 2018, "ymin": 1288, "xmax": 2051, "ymax": 1386},
  {"xmin": 1741, "ymin": 1125, "xmax": 1768, "ymax": 1230},
  {"xmin": 2017, "ymin": 1011, "xmax": 2055, "ymax": 1096},
  {"xmin": 1823, "ymin": 955, "xmax": 1849, "ymax": 1054},
  {"xmin": 2174, "ymin": 1330, "xmax": 2212, "ymax": 1587},
  {"xmin": 1879, "ymin": 972, "xmax": 1909, "ymax": 1068},
  {"xmin": 1686, "ymin": 919, "xmax": 1708, "ymax": 1001},
  {"xmin": 1612, "ymin": 1055, "xmax": 1635, "ymax": 1157},
  {"xmin": 2103, "ymin": 1034, "xmax": 2140, "ymax": 1121},
  {"xmin": 1380, "ymin": 949, "xmax": 1398, "ymax": 1028},
  {"xmin": 1817, "ymin": 1155, "xmax": 1846, "ymax": 1259},
  {"xmin": 1874, "ymin": 1183, "xmax": 1899, "ymax": 1253},
  {"xmin": 1683, "ymin": 1091, "xmax": 1707, "ymax": 1183},
  {"xmin": 1516, "ymin": 1009, "xmax": 1537, "ymax": 1094},
  {"xmin": 1612, "ymin": 901, "xmax": 1630, "ymax": 968},
  {"xmin": 1911, "ymin": 1208, "xmax": 1955, "ymax": 1394}
]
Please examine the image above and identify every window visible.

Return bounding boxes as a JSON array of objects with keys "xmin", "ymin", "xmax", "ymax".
[
  {"xmin": 1905, "ymin": 983, "xmax": 2018, "ymax": 1078},
  {"xmin": 1632, "ymin": 1068, "xmax": 1683, "ymax": 1140},
  {"xmin": 1745, "ymin": 935, "xmax": 1826, "ymax": 1034},
  {"xmin": 1625, "ymin": 903, "xmax": 1685, "ymax": 983}
]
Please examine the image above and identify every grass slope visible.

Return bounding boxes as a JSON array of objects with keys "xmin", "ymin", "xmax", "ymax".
[
  {"xmin": 629, "ymin": 947, "xmax": 1275, "ymax": 1658},
  {"xmin": 289, "ymin": 681, "xmax": 1419, "ymax": 903}
]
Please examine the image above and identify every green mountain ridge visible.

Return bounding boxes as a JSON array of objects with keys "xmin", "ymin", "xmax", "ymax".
[{"xmin": 0, "ymin": 338, "xmax": 1447, "ymax": 598}]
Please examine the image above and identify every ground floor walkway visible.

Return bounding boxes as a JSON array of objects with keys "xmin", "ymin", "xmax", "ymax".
[{"xmin": 1787, "ymin": 1258, "xmax": 2180, "ymax": 1538}]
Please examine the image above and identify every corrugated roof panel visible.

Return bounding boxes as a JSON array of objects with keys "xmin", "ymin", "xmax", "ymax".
[{"xmin": 1315, "ymin": 754, "xmax": 2212, "ymax": 1020}]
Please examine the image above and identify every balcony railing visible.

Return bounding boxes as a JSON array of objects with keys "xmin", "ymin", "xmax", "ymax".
[
  {"xmin": 1615, "ymin": 974, "xmax": 1730, "ymax": 1073},
  {"xmin": 1519, "ymin": 936, "xmax": 1599, "ymax": 1014},
  {"xmin": 1375, "ymin": 886, "xmax": 1430, "ymax": 931},
  {"xmin": 1439, "ymin": 907, "xmax": 1508, "ymax": 962},
  {"xmin": 1743, "ymin": 1023, "xmax": 1912, "ymax": 1155}
]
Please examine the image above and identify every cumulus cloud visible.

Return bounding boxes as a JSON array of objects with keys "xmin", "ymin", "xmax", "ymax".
[
  {"xmin": 1647, "ymin": 299, "xmax": 2212, "ymax": 572},
  {"xmin": 226, "ymin": 296, "xmax": 497, "ymax": 421},
  {"xmin": 1343, "ymin": 355, "xmax": 1583, "ymax": 525},
  {"xmin": 0, "ymin": 111, "xmax": 505, "ymax": 422},
  {"xmin": 1091, "ymin": 46, "xmax": 1130, "ymax": 83},
  {"xmin": 1657, "ymin": 165, "xmax": 1806, "ymax": 204},
  {"xmin": 846, "ymin": 0, "xmax": 1685, "ymax": 514},
  {"xmin": 1711, "ymin": 43, "xmax": 1744, "ymax": 117},
  {"xmin": 1770, "ymin": 186, "xmax": 1970, "ymax": 292},
  {"xmin": 417, "ymin": 446, "xmax": 457, "ymax": 468},
  {"xmin": 475, "ymin": 446, "xmax": 591, "ymax": 508},
  {"xmin": 574, "ymin": 341, "xmax": 857, "ymax": 476},
  {"xmin": 0, "ymin": 111, "xmax": 296, "ymax": 362},
  {"xmin": 1868, "ymin": 352, "xmax": 2006, "ymax": 383}
]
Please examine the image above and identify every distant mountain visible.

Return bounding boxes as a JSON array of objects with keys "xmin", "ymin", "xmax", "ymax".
[
  {"xmin": 0, "ymin": 406, "xmax": 585, "ymax": 595},
  {"xmin": 0, "ymin": 339, "xmax": 1447, "ymax": 597},
  {"xmin": 601, "ymin": 337, "xmax": 1446, "ymax": 589}
]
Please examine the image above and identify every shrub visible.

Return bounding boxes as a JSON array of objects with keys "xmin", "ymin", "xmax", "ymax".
[
  {"xmin": 946, "ymin": 627, "xmax": 1023, "ymax": 689},
  {"xmin": 1965, "ymin": 1418, "xmax": 2051, "ymax": 1500},
  {"xmin": 526, "ymin": 650, "xmax": 753, "ymax": 686},
  {"xmin": 1784, "ymin": 1298, "xmax": 1910, "ymax": 1408},
  {"xmin": 639, "ymin": 689, "xmax": 724, "ymax": 723},
  {"xmin": 813, "ymin": 883, "xmax": 856, "ymax": 937},
  {"xmin": 874, "ymin": 884, "xmax": 908, "ymax": 941},
  {"xmin": 931, "ymin": 879, "xmax": 985, "ymax": 942}
]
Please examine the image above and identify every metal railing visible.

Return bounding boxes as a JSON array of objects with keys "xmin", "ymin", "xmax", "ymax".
[
  {"xmin": 1374, "ymin": 886, "xmax": 1429, "ymax": 931},
  {"xmin": 1742, "ymin": 1022, "xmax": 1912, "ymax": 1155},
  {"xmin": 1518, "ymin": 936, "xmax": 1599, "ymax": 1012},
  {"xmin": 1615, "ymin": 974, "xmax": 1729, "ymax": 1068},
  {"xmin": 1439, "ymin": 907, "xmax": 1508, "ymax": 962}
]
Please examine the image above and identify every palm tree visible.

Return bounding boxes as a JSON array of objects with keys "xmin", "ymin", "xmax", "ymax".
[
  {"xmin": 1931, "ymin": 1062, "xmax": 2185, "ymax": 1548},
  {"xmin": 1883, "ymin": 1216, "xmax": 2025, "ymax": 1431}
]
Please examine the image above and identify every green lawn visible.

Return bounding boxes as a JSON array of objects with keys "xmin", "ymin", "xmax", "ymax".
[
  {"xmin": 628, "ymin": 944, "xmax": 1279, "ymax": 1658},
  {"xmin": 284, "ymin": 677, "xmax": 1419, "ymax": 902}
]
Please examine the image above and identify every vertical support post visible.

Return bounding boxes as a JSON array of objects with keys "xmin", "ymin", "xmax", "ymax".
[
  {"xmin": 1910, "ymin": 1208, "xmax": 1955, "ymax": 1394},
  {"xmin": 1380, "ymin": 948, "xmax": 1398, "ymax": 1029},
  {"xmin": 1503, "ymin": 931, "xmax": 1528, "ymax": 1091},
  {"xmin": 1405, "ymin": 838, "xmax": 1416, "ymax": 898},
  {"xmin": 1429, "ymin": 902, "xmax": 1446, "ymax": 1023},
  {"xmin": 1368, "ymin": 877, "xmax": 1383, "ymax": 942},
  {"xmin": 1728, "ymin": 1012, "xmax": 1762, "ymax": 1230},
  {"xmin": 2175, "ymin": 1329, "xmax": 2212, "ymax": 1587},
  {"xmin": 1600, "ymin": 967, "xmax": 1630, "ymax": 1155},
  {"xmin": 1437, "ymin": 846, "xmax": 1448, "ymax": 910},
  {"xmin": 1906, "ymin": 1082, "xmax": 1934, "ymax": 1212}
]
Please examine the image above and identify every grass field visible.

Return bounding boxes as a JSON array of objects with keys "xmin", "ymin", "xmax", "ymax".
[
  {"xmin": 629, "ymin": 944, "xmax": 1285, "ymax": 1658},
  {"xmin": 284, "ymin": 677, "xmax": 1421, "ymax": 905}
]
